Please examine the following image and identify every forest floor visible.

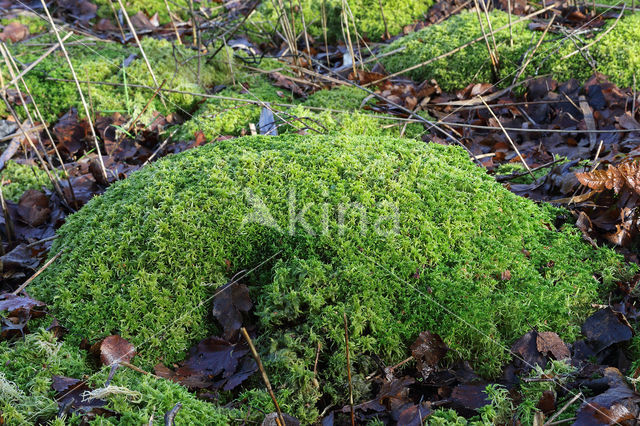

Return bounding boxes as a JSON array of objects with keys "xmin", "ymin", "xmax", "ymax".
[{"xmin": 1, "ymin": 0, "xmax": 640, "ymax": 424}]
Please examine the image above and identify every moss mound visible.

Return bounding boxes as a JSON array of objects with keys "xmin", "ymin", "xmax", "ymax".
[
  {"xmin": 380, "ymin": 10, "xmax": 640, "ymax": 90},
  {"xmin": 5, "ymin": 37, "xmax": 232, "ymax": 123},
  {"xmin": 248, "ymin": 0, "xmax": 434, "ymax": 43},
  {"xmin": 31, "ymin": 134, "xmax": 625, "ymax": 420},
  {"xmin": 1, "ymin": 160, "xmax": 52, "ymax": 202}
]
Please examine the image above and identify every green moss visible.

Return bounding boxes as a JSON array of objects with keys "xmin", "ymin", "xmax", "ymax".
[
  {"xmin": 94, "ymin": 0, "xmax": 222, "ymax": 24},
  {"xmin": 380, "ymin": 10, "xmax": 640, "ymax": 90},
  {"xmin": 0, "ymin": 160, "xmax": 52, "ymax": 202},
  {"xmin": 5, "ymin": 36, "xmax": 234, "ymax": 123},
  {"xmin": 0, "ymin": 329, "xmax": 238, "ymax": 425},
  {"xmin": 29, "ymin": 134, "xmax": 628, "ymax": 421},
  {"xmin": 85, "ymin": 368, "xmax": 240, "ymax": 425},
  {"xmin": 0, "ymin": 330, "xmax": 90, "ymax": 425},
  {"xmin": 0, "ymin": 14, "xmax": 48, "ymax": 36},
  {"xmin": 248, "ymin": 0, "xmax": 434, "ymax": 43},
  {"xmin": 177, "ymin": 75, "xmax": 288, "ymax": 140}
]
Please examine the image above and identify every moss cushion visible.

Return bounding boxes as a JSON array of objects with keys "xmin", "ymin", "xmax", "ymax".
[{"xmin": 31, "ymin": 134, "xmax": 625, "ymax": 419}]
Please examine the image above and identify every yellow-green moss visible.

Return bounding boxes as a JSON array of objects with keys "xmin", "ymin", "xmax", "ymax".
[
  {"xmin": 4, "ymin": 36, "xmax": 234, "ymax": 123},
  {"xmin": 380, "ymin": 10, "xmax": 640, "ymax": 90},
  {"xmin": 30, "ymin": 134, "xmax": 628, "ymax": 422},
  {"xmin": 1, "ymin": 160, "xmax": 52, "ymax": 202},
  {"xmin": 248, "ymin": 0, "xmax": 434, "ymax": 43},
  {"xmin": 94, "ymin": 0, "xmax": 222, "ymax": 24},
  {"xmin": 0, "ymin": 329, "xmax": 239, "ymax": 425}
]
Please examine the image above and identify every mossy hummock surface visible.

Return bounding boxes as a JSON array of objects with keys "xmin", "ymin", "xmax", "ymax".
[
  {"xmin": 381, "ymin": 10, "xmax": 640, "ymax": 90},
  {"xmin": 30, "ymin": 134, "xmax": 625, "ymax": 421},
  {"xmin": 248, "ymin": 0, "xmax": 434, "ymax": 42}
]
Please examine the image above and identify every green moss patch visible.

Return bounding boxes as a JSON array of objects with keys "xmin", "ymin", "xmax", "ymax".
[
  {"xmin": 30, "ymin": 134, "xmax": 626, "ymax": 421},
  {"xmin": 380, "ymin": 10, "xmax": 640, "ymax": 90},
  {"xmin": 248, "ymin": 0, "xmax": 434, "ymax": 43},
  {"xmin": 1, "ymin": 160, "xmax": 52, "ymax": 202},
  {"xmin": 94, "ymin": 0, "xmax": 222, "ymax": 24},
  {"xmin": 5, "ymin": 36, "xmax": 233, "ymax": 123},
  {"xmin": 0, "ymin": 329, "xmax": 239, "ymax": 425}
]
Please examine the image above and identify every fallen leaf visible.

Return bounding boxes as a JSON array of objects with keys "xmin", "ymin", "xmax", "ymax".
[
  {"xmin": 410, "ymin": 331, "xmax": 448, "ymax": 379},
  {"xmin": 17, "ymin": 190, "xmax": 51, "ymax": 227},
  {"xmin": 536, "ymin": 331, "xmax": 570, "ymax": 360},
  {"xmin": 154, "ymin": 336, "xmax": 256, "ymax": 390},
  {"xmin": 212, "ymin": 282, "xmax": 252, "ymax": 341},
  {"xmin": 91, "ymin": 335, "xmax": 136, "ymax": 366},
  {"xmin": 0, "ymin": 21, "xmax": 28, "ymax": 42},
  {"xmin": 581, "ymin": 308, "xmax": 633, "ymax": 353}
]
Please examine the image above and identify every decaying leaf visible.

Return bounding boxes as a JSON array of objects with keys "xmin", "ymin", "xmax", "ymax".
[
  {"xmin": 91, "ymin": 335, "xmax": 136, "ymax": 366},
  {"xmin": 154, "ymin": 336, "xmax": 256, "ymax": 391},
  {"xmin": 212, "ymin": 281, "xmax": 253, "ymax": 341},
  {"xmin": 0, "ymin": 21, "xmax": 29, "ymax": 43},
  {"xmin": 410, "ymin": 331, "xmax": 448, "ymax": 379},
  {"xmin": 536, "ymin": 331, "xmax": 570, "ymax": 360},
  {"xmin": 51, "ymin": 375, "xmax": 117, "ymax": 420},
  {"xmin": 576, "ymin": 161, "xmax": 640, "ymax": 196}
]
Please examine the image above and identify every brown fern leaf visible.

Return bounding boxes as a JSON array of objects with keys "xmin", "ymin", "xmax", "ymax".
[
  {"xmin": 576, "ymin": 166, "xmax": 625, "ymax": 193},
  {"xmin": 618, "ymin": 161, "xmax": 640, "ymax": 195}
]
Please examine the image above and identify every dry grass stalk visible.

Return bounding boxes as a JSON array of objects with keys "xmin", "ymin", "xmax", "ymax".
[
  {"xmin": 2, "ymin": 43, "xmax": 77, "ymax": 205},
  {"xmin": 0, "ymin": 43, "xmax": 68, "ymax": 201},
  {"xmin": 512, "ymin": 15, "xmax": 555, "ymax": 86},
  {"xmin": 39, "ymin": 0, "xmax": 108, "ymax": 182},
  {"xmin": 12, "ymin": 249, "xmax": 64, "ymax": 295},
  {"xmin": 114, "ymin": 0, "xmax": 166, "ymax": 108},
  {"xmin": 473, "ymin": 0, "xmax": 499, "ymax": 80},
  {"xmin": 240, "ymin": 327, "xmax": 286, "ymax": 426},
  {"xmin": 344, "ymin": 313, "xmax": 355, "ymax": 426},
  {"xmin": 368, "ymin": 2, "xmax": 559, "ymax": 85},
  {"xmin": 479, "ymin": 95, "xmax": 533, "ymax": 176},
  {"xmin": 106, "ymin": 0, "xmax": 127, "ymax": 41},
  {"xmin": 163, "ymin": 0, "xmax": 182, "ymax": 44}
]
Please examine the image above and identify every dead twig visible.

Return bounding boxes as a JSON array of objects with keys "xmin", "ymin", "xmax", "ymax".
[
  {"xmin": 344, "ymin": 313, "xmax": 355, "ymax": 426},
  {"xmin": 512, "ymin": 15, "xmax": 555, "ymax": 86},
  {"xmin": 12, "ymin": 249, "xmax": 64, "ymax": 296},
  {"xmin": 480, "ymin": 96, "xmax": 533, "ymax": 177},
  {"xmin": 240, "ymin": 327, "xmax": 286, "ymax": 426},
  {"xmin": 544, "ymin": 392, "xmax": 582, "ymax": 425}
]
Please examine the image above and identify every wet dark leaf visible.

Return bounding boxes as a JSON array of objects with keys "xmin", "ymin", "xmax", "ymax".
[
  {"xmin": 0, "ymin": 293, "xmax": 45, "ymax": 315},
  {"xmin": 0, "ymin": 243, "xmax": 40, "ymax": 272},
  {"xmin": 581, "ymin": 308, "xmax": 633, "ymax": 353},
  {"xmin": 212, "ymin": 282, "xmax": 252, "ymax": 341},
  {"xmin": 154, "ymin": 336, "xmax": 255, "ymax": 390},
  {"xmin": 410, "ymin": 331, "xmax": 448, "ymax": 379},
  {"xmin": 511, "ymin": 330, "xmax": 547, "ymax": 370},
  {"xmin": 450, "ymin": 383, "xmax": 490, "ymax": 414},
  {"xmin": 51, "ymin": 375, "xmax": 117, "ymax": 420},
  {"xmin": 17, "ymin": 190, "xmax": 51, "ymax": 227}
]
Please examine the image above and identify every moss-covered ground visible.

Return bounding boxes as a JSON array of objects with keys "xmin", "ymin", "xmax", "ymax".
[
  {"xmin": 0, "ymin": 329, "xmax": 242, "ymax": 425},
  {"xmin": 2, "ymin": 3, "xmax": 640, "ymax": 424},
  {"xmin": 28, "ymin": 134, "xmax": 626, "ymax": 422},
  {"xmin": 381, "ymin": 10, "xmax": 640, "ymax": 90},
  {"xmin": 248, "ymin": 0, "xmax": 434, "ymax": 43}
]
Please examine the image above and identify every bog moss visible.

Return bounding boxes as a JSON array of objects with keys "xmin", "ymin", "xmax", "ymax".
[
  {"xmin": 0, "ymin": 160, "xmax": 52, "ymax": 202},
  {"xmin": 0, "ymin": 329, "xmax": 240, "ymax": 425},
  {"xmin": 248, "ymin": 0, "xmax": 434, "ymax": 43},
  {"xmin": 380, "ymin": 10, "xmax": 640, "ymax": 90},
  {"xmin": 30, "ymin": 134, "xmax": 626, "ymax": 421},
  {"xmin": 5, "ymin": 36, "xmax": 233, "ymax": 123}
]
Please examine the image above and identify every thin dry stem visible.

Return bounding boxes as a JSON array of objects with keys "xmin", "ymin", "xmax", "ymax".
[
  {"xmin": 39, "ymin": 0, "xmax": 108, "ymax": 181},
  {"xmin": 114, "ymin": 0, "xmax": 166, "ymax": 108},
  {"xmin": 479, "ymin": 96, "xmax": 533, "ymax": 176},
  {"xmin": 240, "ymin": 327, "xmax": 286, "ymax": 426}
]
